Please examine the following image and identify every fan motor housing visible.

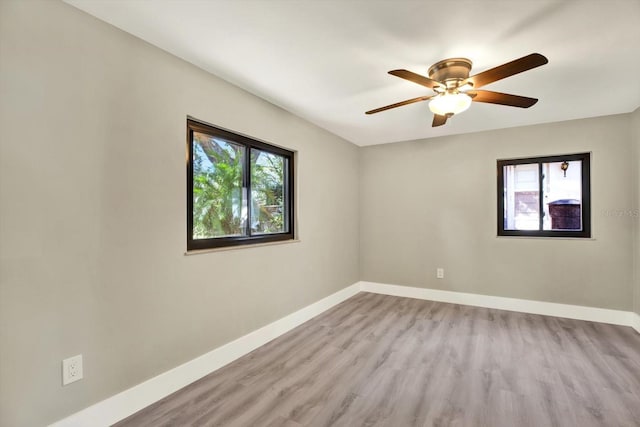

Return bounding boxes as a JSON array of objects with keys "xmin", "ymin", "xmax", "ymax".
[{"xmin": 428, "ymin": 58, "xmax": 472, "ymax": 84}]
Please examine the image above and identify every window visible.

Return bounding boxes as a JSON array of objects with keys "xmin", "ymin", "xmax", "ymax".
[
  {"xmin": 187, "ymin": 119, "xmax": 294, "ymax": 250},
  {"xmin": 497, "ymin": 153, "xmax": 591, "ymax": 238}
]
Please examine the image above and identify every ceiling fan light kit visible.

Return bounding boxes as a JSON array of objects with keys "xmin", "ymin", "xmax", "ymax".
[
  {"xmin": 428, "ymin": 92, "xmax": 472, "ymax": 116},
  {"xmin": 366, "ymin": 53, "xmax": 549, "ymax": 127}
]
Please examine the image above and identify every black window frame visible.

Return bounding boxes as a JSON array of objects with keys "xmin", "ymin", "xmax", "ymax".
[
  {"xmin": 497, "ymin": 152, "xmax": 591, "ymax": 238},
  {"xmin": 187, "ymin": 118, "xmax": 295, "ymax": 250}
]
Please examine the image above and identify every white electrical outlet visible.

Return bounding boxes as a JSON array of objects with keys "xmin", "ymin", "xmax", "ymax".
[
  {"xmin": 62, "ymin": 354, "xmax": 83, "ymax": 386},
  {"xmin": 436, "ymin": 268, "xmax": 444, "ymax": 279}
]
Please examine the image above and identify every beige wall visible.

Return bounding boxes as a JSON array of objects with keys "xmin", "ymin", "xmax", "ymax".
[
  {"xmin": 360, "ymin": 115, "xmax": 634, "ymax": 310},
  {"xmin": 0, "ymin": 1, "xmax": 359, "ymax": 426},
  {"xmin": 633, "ymin": 107, "xmax": 640, "ymax": 316}
]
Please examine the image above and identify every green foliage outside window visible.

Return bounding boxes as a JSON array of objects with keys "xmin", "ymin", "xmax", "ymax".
[
  {"xmin": 192, "ymin": 132, "xmax": 286, "ymax": 239},
  {"xmin": 251, "ymin": 150, "xmax": 285, "ymax": 234},
  {"xmin": 193, "ymin": 133, "xmax": 244, "ymax": 238}
]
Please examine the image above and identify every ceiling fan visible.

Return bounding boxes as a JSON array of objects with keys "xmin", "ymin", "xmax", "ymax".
[{"xmin": 365, "ymin": 53, "xmax": 548, "ymax": 127}]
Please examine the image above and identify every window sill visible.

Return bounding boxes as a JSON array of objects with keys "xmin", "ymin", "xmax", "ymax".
[
  {"xmin": 185, "ymin": 238, "xmax": 300, "ymax": 255},
  {"xmin": 496, "ymin": 235, "xmax": 596, "ymax": 241}
]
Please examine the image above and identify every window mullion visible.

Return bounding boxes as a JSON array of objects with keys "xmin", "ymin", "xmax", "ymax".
[
  {"xmin": 245, "ymin": 145, "xmax": 252, "ymax": 237},
  {"xmin": 538, "ymin": 162, "xmax": 544, "ymax": 231}
]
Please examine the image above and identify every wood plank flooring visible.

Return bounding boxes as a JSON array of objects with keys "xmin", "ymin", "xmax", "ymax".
[{"xmin": 114, "ymin": 293, "xmax": 640, "ymax": 427}]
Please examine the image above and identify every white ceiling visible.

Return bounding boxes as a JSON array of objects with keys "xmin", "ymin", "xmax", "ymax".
[{"xmin": 64, "ymin": 0, "xmax": 640, "ymax": 146}]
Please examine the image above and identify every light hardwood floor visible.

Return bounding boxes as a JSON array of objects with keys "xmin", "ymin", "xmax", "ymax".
[{"xmin": 115, "ymin": 292, "xmax": 640, "ymax": 427}]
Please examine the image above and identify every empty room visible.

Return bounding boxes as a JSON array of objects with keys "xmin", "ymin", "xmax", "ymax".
[{"xmin": 1, "ymin": 0, "xmax": 640, "ymax": 426}]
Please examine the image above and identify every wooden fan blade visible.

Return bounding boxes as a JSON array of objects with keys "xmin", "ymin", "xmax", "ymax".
[
  {"xmin": 365, "ymin": 95, "xmax": 433, "ymax": 115},
  {"xmin": 468, "ymin": 90, "xmax": 538, "ymax": 108},
  {"xmin": 466, "ymin": 53, "xmax": 548, "ymax": 89},
  {"xmin": 432, "ymin": 114, "xmax": 448, "ymax": 127},
  {"xmin": 389, "ymin": 69, "xmax": 443, "ymax": 90}
]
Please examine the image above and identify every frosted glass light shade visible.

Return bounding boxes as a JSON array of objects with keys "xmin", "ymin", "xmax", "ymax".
[{"xmin": 429, "ymin": 93, "xmax": 472, "ymax": 116}]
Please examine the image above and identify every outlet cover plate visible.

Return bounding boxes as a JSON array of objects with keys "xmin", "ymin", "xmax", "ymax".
[
  {"xmin": 62, "ymin": 354, "xmax": 83, "ymax": 386},
  {"xmin": 436, "ymin": 268, "xmax": 444, "ymax": 279}
]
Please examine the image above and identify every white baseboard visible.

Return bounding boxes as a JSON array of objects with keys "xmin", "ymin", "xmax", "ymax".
[
  {"xmin": 50, "ymin": 281, "xmax": 639, "ymax": 426},
  {"xmin": 49, "ymin": 283, "xmax": 361, "ymax": 427},
  {"xmin": 359, "ymin": 281, "xmax": 636, "ymax": 328},
  {"xmin": 632, "ymin": 312, "xmax": 640, "ymax": 334}
]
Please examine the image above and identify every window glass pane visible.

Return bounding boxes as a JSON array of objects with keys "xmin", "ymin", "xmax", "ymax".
[
  {"xmin": 192, "ymin": 131, "xmax": 246, "ymax": 238},
  {"xmin": 542, "ymin": 160, "xmax": 582, "ymax": 231},
  {"xmin": 503, "ymin": 164, "xmax": 539, "ymax": 230},
  {"xmin": 250, "ymin": 149, "xmax": 287, "ymax": 234}
]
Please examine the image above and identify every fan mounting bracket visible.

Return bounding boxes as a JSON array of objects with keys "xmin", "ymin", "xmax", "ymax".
[{"xmin": 428, "ymin": 58, "xmax": 473, "ymax": 84}]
